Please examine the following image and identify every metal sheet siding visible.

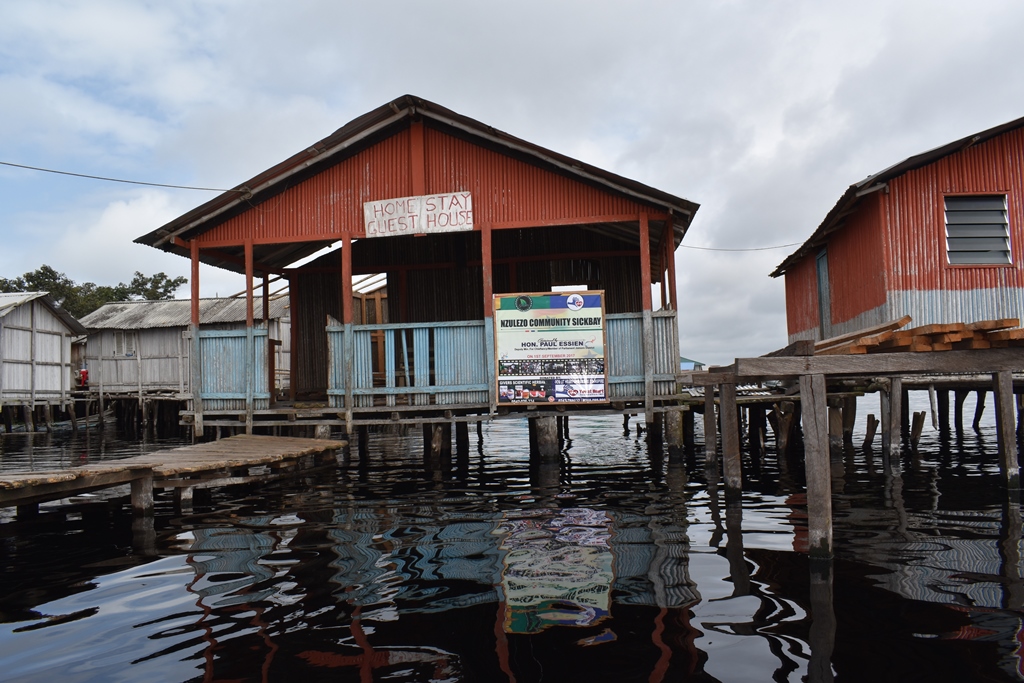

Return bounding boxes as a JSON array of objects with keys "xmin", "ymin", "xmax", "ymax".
[
  {"xmin": 606, "ymin": 315, "xmax": 644, "ymax": 398},
  {"xmin": 605, "ymin": 313, "xmax": 677, "ymax": 398},
  {"xmin": 434, "ymin": 324, "xmax": 488, "ymax": 405},
  {"xmin": 888, "ymin": 288, "xmax": 1024, "ymax": 325},
  {"xmin": 198, "ymin": 328, "xmax": 269, "ymax": 410},
  {"xmin": 198, "ymin": 131, "xmax": 413, "ymax": 244},
  {"xmin": 887, "ymin": 128, "xmax": 1024, "ymax": 296},
  {"xmin": 828, "ymin": 192, "xmax": 888, "ymax": 325},
  {"xmin": 423, "ymin": 127, "xmax": 649, "ymax": 226},
  {"xmin": 784, "ymin": 255, "xmax": 819, "ymax": 340},
  {"xmin": 197, "ymin": 126, "xmax": 655, "ymax": 246}
]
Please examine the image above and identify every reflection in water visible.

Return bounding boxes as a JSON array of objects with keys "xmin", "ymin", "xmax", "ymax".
[{"xmin": 0, "ymin": 413, "xmax": 1023, "ymax": 681}]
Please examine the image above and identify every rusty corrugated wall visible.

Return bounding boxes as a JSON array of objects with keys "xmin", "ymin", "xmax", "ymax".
[{"xmin": 195, "ymin": 122, "xmax": 661, "ymax": 246}]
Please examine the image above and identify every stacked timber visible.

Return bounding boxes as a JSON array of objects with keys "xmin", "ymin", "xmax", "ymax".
[{"xmin": 815, "ymin": 317, "xmax": 1024, "ymax": 355}]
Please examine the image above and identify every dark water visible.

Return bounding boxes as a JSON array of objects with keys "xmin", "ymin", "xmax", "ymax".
[{"xmin": 0, "ymin": 398, "xmax": 1022, "ymax": 682}]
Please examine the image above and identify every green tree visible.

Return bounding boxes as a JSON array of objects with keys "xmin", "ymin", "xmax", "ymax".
[{"xmin": 0, "ymin": 265, "xmax": 187, "ymax": 319}]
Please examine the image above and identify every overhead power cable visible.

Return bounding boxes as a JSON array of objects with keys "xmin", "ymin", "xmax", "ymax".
[
  {"xmin": 0, "ymin": 160, "xmax": 243, "ymax": 193},
  {"xmin": 680, "ymin": 242, "xmax": 802, "ymax": 252}
]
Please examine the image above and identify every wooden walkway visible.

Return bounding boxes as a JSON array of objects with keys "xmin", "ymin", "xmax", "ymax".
[{"xmin": 0, "ymin": 435, "xmax": 346, "ymax": 515}]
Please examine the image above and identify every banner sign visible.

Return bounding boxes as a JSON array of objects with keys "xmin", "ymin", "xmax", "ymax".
[
  {"xmin": 363, "ymin": 192, "xmax": 473, "ymax": 237},
  {"xmin": 494, "ymin": 291, "xmax": 607, "ymax": 404}
]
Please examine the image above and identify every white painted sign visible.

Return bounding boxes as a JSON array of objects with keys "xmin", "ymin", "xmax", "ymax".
[{"xmin": 363, "ymin": 192, "xmax": 473, "ymax": 238}]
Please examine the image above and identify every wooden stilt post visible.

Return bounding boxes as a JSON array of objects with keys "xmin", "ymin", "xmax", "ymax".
[
  {"xmin": 638, "ymin": 212, "xmax": 655, "ymax": 423},
  {"xmin": 649, "ymin": 411, "xmax": 664, "ymax": 447},
  {"xmin": 900, "ymin": 386, "xmax": 910, "ymax": 440},
  {"xmin": 937, "ymin": 389, "xmax": 950, "ymax": 432},
  {"xmin": 175, "ymin": 486, "xmax": 194, "ymax": 513},
  {"xmin": 190, "ymin": 239, "xmax": 203, "ymax": 439},
  {"xmin": 994, "ymin": 370, "xmax": 1019, "ymax": 489},
  {"xmin": 800, "ymin": 373, "xmax": 833, "ymax": 559},
  {"xmin": 1017, "ymin": 393, "xmax": 1024, "ymax": 447},
  {"xmin": 533, "ymin": 416, "xmax": 559, "ymax": 460},
  {"xmin": 1, "ymin": 405, "xmax": 11, "ymax": 433},
  {"xmin": 827, "ymin": 397, "xmax": 843, "ymax": 453},
  {"xmin": 842, "ymin": 396, "xmax": 856, "ymax": 443},
  {"xmin": 954, "ymin": 389, "xmax": 968, "ymax": 434},
  {"xmin": 683, "ymin": 409, "xmax": 695, "ymax": 454},
  {"xmin": 665, "ymin": 408, "xmax": 683, "ymax": 447},
  {"xmin": 910, "ymin": 412, "xmax": 926, "ymax": 448},
  {"xmin": 721, "ymin": 383, "xmax": 741, "ymax": 494},
  {"xmin": 864, "ymin": 414, "xmax": 878, "ymax": 448},
  {"xmin": 455, "ymin": 421, "xmax": 469, "ymax": 456},
  {"xmin": 22, "ymin": 404, "xmax": 34, "ymax": 433},
  {"xmin": 130, "ymin": 472, "xmax": 154, "ymax": 516},
  {"xmin": 881, "ymin": 378, "xmax": 902, "ymax": 459},
  {"xmin": 704, "ymin": 386, "xmax": 718, "ymax": 466},
  {"xmin": 441, "ymin": 423, "xmax": 452, "ymax": 462},
  {"xmin": 748, "ymin": 405, "xmax": 766, "ymax": 459},
  {"xmin": 974, "ymin": 389, "xmax": 988, "ymax": 431}
]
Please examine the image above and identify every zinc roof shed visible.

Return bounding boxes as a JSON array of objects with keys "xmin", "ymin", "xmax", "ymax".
[{"xmin": 772, "ymin": 115, "xmax": 1024, "ymax": 342}]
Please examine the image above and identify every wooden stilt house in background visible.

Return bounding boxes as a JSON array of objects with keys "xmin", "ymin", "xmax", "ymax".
[
  {"xmin": 773, "ymin": 115, "xmax": 1024, "ymax": 343},
  {"xmin": 134, "ymin": 95, "xmax": 698, "ymax": 435},
  {"xmin": 0, "ymin": 292, "xmax": 86, "ymax": 429},
  {"xmin": 79, "ymin": 296, "xmax": 290, "ymax": 405}
]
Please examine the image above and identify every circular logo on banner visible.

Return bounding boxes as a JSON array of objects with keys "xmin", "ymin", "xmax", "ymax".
[
  {"xmin": 566, "ymin": 293, "xmax": 585, "ymax": 311},
  {"xmin": 515, "ymin": 295, "xmax": 533, "ymax": 312}
]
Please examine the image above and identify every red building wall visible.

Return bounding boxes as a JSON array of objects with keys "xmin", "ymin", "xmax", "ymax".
[
  {"xmin": 885, "ymin": 128, "xmax": 1024, "ymax": 294},
  {"xmin": 784, "ymin": 255, "xmax": 819, "ymax": 339},
  {"xmin": 196, "ymin": 124, "xmax": 653, "ymax": 247}
]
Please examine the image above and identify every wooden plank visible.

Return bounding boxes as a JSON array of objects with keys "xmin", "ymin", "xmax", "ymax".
[
  {"xmin": 986, "ymin": 328, "xmax": 1024, "ymax": 342},
  {"xmin": 0, "ymin": 435, "xmax": 344, "ymax": 509},
  {"xmin": 816, "ymin": 343, "xmax": 867, "ymax": 356},
  {"xmin": 905, "ymin": 322, "xmax": 966, "ymax": 336},
  {"xmin": 814, "ymin": 315, "xmax": 912, "ymax": 352},
  {"xmin": 735, "ymin": 348, "xmax": 1024, "ymax": 378},
  {"xmin": 855, "ymin": 329, "xmax": 895, "ymax": 347},
  {"xmin": 799, "ymin": 373, "xmax": 832, "ymax": 559},
  {"xmin": 967, "ymin": 318, "xmax": 1020, "ymax": 332},
  {"xmin": 763, "ymin": 339, "xmax": 815, "ymax": 357}
]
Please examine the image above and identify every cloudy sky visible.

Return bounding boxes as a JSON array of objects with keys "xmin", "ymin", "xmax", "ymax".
[{"xmin": 2, "ymin": 1, "xmax": 1024, "ymax": 365}]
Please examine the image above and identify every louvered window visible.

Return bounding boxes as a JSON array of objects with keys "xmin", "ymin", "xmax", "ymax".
[
  {"xmin": 112, "ymin": 331, "xmax": 137, "ymax": 357},
  {"xmin": 945, "ymin": 195, "xmax": 1010, "ymax": 265}
]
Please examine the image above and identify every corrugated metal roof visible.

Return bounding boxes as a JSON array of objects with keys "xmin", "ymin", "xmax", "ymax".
[
  {"xmin": 134, "ymin": 94, "xmax": 700, "ymax": 274},
  {"xmin": 0, "ymin": 291, "xmax": 46, "ymax": 316},
  {"xmin": 0, "ymin": 291, "xmax": 88, "ymax": 334},
  {"xmin": 772, "ymin": 114, "xmax": 1024, "ymax": 277},
  {"xmin": 79, "ymin": 297, "xmax": 289, "ymax": 330}
]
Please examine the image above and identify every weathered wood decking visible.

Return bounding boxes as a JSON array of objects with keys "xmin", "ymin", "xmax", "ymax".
[{"xmin": 0, "ymin": 434, "xmax": 346, "ymax": 515}]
